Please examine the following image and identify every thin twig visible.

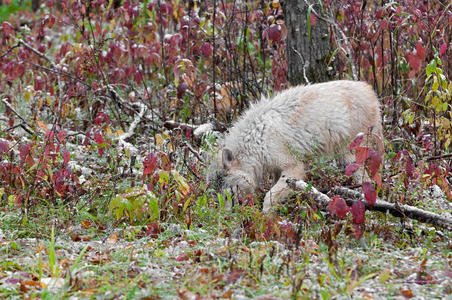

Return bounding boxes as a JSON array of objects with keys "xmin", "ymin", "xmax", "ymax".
[
  {"xmin": 1, "ymin": 98, "xmax": 34, "ymax": 135},
  {"xmin": 184, "ymin": 141, "xmax": 206, "ymax": 165},
  {"xmin": 0, "ymin": 43, "xmax": 20, "ymax": 59},
  {"xmin": 292, "ymin": 48, "xmax": 311, "ymax": 85}
]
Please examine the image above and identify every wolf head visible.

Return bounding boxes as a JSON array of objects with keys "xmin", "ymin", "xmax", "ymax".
[{"xmin": 207, "ymin": 148, "xmax": 256, "ymax": 200}]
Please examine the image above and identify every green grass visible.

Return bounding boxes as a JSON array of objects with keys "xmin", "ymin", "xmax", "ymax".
[
  {"xmin": 0, "ymin": 0, "xmax": 30, "ymax": 22},
  {"xmin": 0, "ymin": 198, "xmax": 451, "ymax": 299}
]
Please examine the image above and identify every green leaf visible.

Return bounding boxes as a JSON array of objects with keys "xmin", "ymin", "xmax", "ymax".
[
  {"xmin": 439, "ymin": 74, "xmax": 447, "ymax": 89},
  {"xmin": 183, "ymin": 197, "xmax": 191, "ymax": 212},
  {"xmin": 432, "ymin": 77, "xmax": 439, "ymax": 92},
  {"xmin": 109, "ymin": 195, "xmax": 125, "ymax": 220},
  {"xmin": 217, "ymin": 193, "xmax": 224, "ymax": 209},
  {"xmin": 159, "ymin": 170, "xmax": 169, "ymax": 184},
  {"xmin": 49, "ymin": 226, "xmax": 58, "ymax": 277},
  {"xmin": 426, "ymin": 60, "xmax": 436, "ymax": 76},
  {"xmin": 307, "ymin": 5, "xmax": 313, "ymax": 40},
  {"xmin": 328, "ymin": 48, "xmax": 338, "ymax": 66},
  {"xmin": 424, "ymin": 90, "xmax": 432, "ymax": 103}
]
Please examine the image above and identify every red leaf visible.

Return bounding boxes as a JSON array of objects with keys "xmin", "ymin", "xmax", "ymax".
[
  {"xmin": 355, "ymin": 146, "xmax": 370, "ymax": 164},
  {"xmin": 34, "ymin": 76, "xmax": 45, "ymax": 91},
  {"xmin": 134, "ymin": 70, "xmax": 143, "ymax": 85},
  {"xmin": 176, "ymin": 252, "xmax": 189, "ymax": 261},
  {"xmin": 1, "ymin": 21, "xmax": 14, "ymax": 37},
  {"xmin": 63, "ymin": 150, "xmax": 70, "ymax": 165},
  {"xmin": 266, "ymin": 24, "xmax": 282, "ymax": 42},
  {"xmin": 177, "ymin": 82, "xmax": 188, "ymax": 99},
  {"xmin": 57, "ymin": 130, "xmax": 67, "ymax": 144},
  {"xmin": 143, "ymin": 152, "xmax": 159, "ymax": 177},
  {"xmin": 44, "ymin": 14, "xmax": 56, "ymax": 28},
  {"xmin": 408, "ymin": 53, "xmax": 421, "ymax": 72},
  {"xmin": 345, "ymin": 163, "xmax": 360, "ymax": 176},
  {"xmin": 373, "ymin": 172, "xmax": 382, "ymax": 188},
  {"xmin": 328, "ymin": 196, "xmax": 349, "ymax": 219},
  {"xmin": 439, "ymin": 43, "xmax": 448, "ymax": 56},
  {"xmin": 94, "ymin": 131, "xmax": 106, "ymax": 144},
  {"xmin": 351, "ymin": 200, "xmax": 366, "ymax": 224},
  {"xmin": 19, "ymin": 143, "xmax": 32, "ymax": 166},
  {"xmin": 0, "ymin": 140, "xmax": 9, "ymax": 156},
  {"xmin": 367, "ymin": 149, "xmax": 381, "ymax": 177},
  {"xmin": 200, "ymin": 42, "xmax": 212, "ymax": 58},
  {"xmin": 83, "ymin": 128, "xmax": 92, "ymax": 146},
  {"xmin": 405, "ymin": 155, "xmax": 414, "ymax": 178},
  {"xmin": 52, "ymin": 168, "xmax": 68, "ymax": 195},
  {"xmin": 362, "ymin": 182, "xmax": 376, "ymax": 205},
  {"xmin": 352, "ymin": 224, "xmax": 364, "ymax": 240},
  {"xmin": 416, "ymin": 41, "xmax": 426, "ymax": 59},
  {"xmin": 95, "ymin": 21, "xmax": 101, "ymax": 36},
  {"xmin": 350, "ymin": 133, "xmax": 364, "ymax": 151},
  {"xmin": 146, "ymin": 222, "xmax": 163, "ymax": 238},
  {"xmin": 310, "ymin": 13, "xmax": 316, "ymax": 26},
  {"xmin": 439, "ymin": 176, "xmax": 452, "ymax": 200},
  {"xmin": 94, "ymin": 112, "xmax": 111, "ymax": 126}
]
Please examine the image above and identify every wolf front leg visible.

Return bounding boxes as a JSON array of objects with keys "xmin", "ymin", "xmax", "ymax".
[{"xmin": 262, "ymin": 165, "xmax": 305, "ymax": 212}]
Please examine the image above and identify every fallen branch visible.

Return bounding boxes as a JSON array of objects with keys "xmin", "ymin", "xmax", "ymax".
[
  {"xmin": 426, "ymin": 153, "xmax": 452, "ymax": 161},
  {"xmin": 164, "ymin": 120, "xmax": 228, "ymax": 143},
  {"xmin": 286, "ymin": 179, "xmax": 452, "ymax": 230},
  {"xmin": 113, "ymin": 102, "xmax": 147, "ymax": 154}
]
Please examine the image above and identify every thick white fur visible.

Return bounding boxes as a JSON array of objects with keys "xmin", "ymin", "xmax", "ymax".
[{"xmin": 215, "ymin": 80, "xmax": 383, "ymax": 212}]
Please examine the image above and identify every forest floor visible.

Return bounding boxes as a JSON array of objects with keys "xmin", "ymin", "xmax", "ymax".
[{"xmin": 1, "ymin": 195, "xmax": 451, "ymax": 299}]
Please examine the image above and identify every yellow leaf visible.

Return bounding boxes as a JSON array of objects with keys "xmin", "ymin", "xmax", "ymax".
[
  {"xmin": 155, "ymin": 134, "xmax": 163, "ymax": 147},
  {"xmin": 173, "ymin": 7, "xmax": 178, "ymax": 21},
  {"xmin": 115, "ymin": 129, "xmax": 125, "ymax": 137},
  {"xmin": 432, "ymin": 76, "xmax": 439, "ymax": 92},
  {"xmin": 110, "ymin": 18, "xmax": 116, "ymax": 30},
  {"xmin": 264, "ymin": 3, "xmax": 269, "ymax": 16},
  {"xmin": 155, "ymin": 133, "xmax": 170, "ymax": 147},
  {"xmin": 105, "ymin": 126, "xmax": 112, "ymax": 137},
  {"xmin": 337, "ymin": 10, "xmax": 344, "ymax": 21},
  {"xmin": 108, "ymin": 233, "xmax": 118, "ymax": 244},
  {"xmin": 24, "ymin": 89, "xmax": 32, "ymax": 102}
]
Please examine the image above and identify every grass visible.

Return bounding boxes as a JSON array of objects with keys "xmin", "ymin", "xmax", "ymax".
[{"xmin": 0, "ymin": 196, "xmax": 451, "ymax": 299}]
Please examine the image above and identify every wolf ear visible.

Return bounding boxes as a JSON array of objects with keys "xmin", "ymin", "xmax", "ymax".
[{"xmin": 222, "ymin": 148, "xmax": 234, "ymax": 169}]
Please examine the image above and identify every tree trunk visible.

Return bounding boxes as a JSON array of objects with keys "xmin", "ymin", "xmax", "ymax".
[
  {"xmin": 283, "ymin": 1, "xmax": 331, "ymax": 85},
  {"xmin": 31, "ymin": 0, "xmax": 40, "ymax": 11}
]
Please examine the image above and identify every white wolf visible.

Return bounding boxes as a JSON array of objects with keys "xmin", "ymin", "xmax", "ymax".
[{"xmin": 208, "ymin": 80, "xmax": 383, "ymax": 212}]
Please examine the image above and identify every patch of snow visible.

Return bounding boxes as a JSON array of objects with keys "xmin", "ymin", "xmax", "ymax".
[
  {"xmin": 41, "ymin": 277, "xmax": 65, "ymax": 292},
  {"xmin": 194, "ymin": 123, "xmax": 213, "ymax": 139}
]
